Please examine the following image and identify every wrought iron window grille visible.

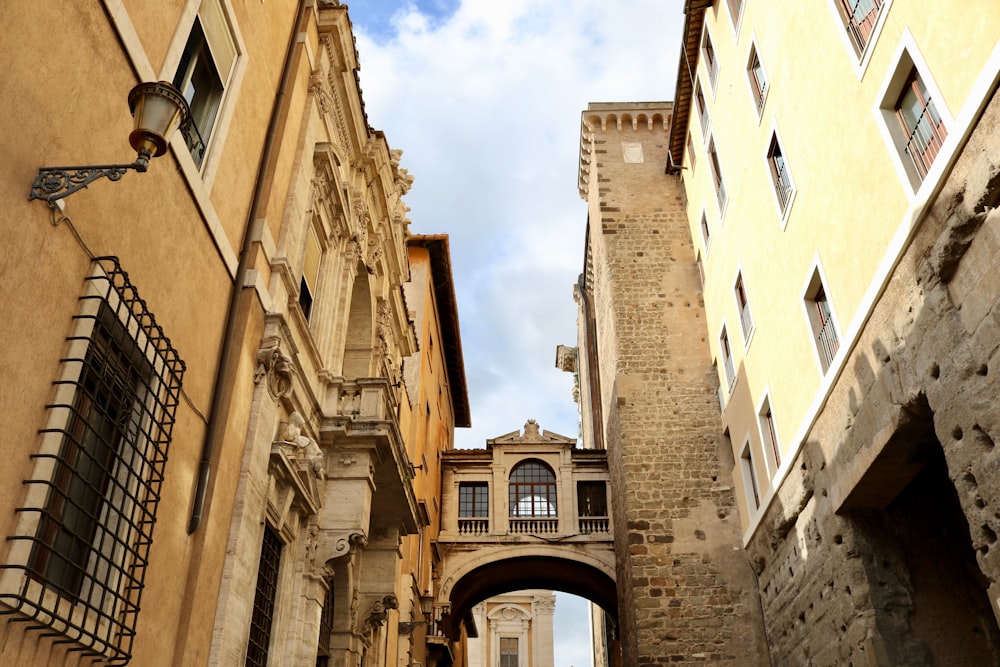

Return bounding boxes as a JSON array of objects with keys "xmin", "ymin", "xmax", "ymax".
[{"xmin": 0, "ymin": 257, "xmax": 185, "ymax": 665}]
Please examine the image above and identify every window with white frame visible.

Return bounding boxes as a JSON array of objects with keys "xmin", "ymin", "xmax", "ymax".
[
  {"xmin": 172, "ymin": 0, "xmax": 239, "ymax": 169},
  {"xmin": 758, "ymin": 395, "xmax": 780, "ymax": 472},
  {"xmin": 700, "ymin": 210, "xmax": 711, "ymax": 253},
  {"xmin": 804, "ymin": 269, "xmax": 840, "ymax": 373},
  {"xmin": 720, "ymin": 325, "xmax": 736, "ymax": 391},
  {"xmin": 835, "ymin": 0, "xmax": 888, "ymax": 57},
  {"xmin": 740, "ymin": 439, "xmax": 761, "ymax": 511},
  {"xmin": 707, "ymin": 136, "xmax": 727, "ymax": 212},
  {"xmin": 734, "ymin": 272, "xmax": 754, "ymax": 342},
  {"xmin": 0, "ymin": 258, "xmax": 184, "ymax": 664},
  {"xmin": 747, "ymin": 43, "xmax": 768, "ymax": 116},
  {"xmin": 727, "ymin": 0, "xmax": 744, "ymax": 30},
  {"xmin": 875, "ymin": 38, "xmax": 951, "ymax": 192},
  {"xmin": 767, "ymin": 132, "xmax": 795, "ymax": 218},
  {"xmin": 702, "ymin": 27, "xmax": 719, "ymax": 91},
  {"xmin": 687, "ymin": 133, "xmax": 697, "ymax": 169},
  {"xmin": 695, "ymin": 78, "xmax": 711, "ymax": 138}
]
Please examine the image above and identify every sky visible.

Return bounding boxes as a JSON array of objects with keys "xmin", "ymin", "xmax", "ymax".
[{"xmin": 345, "ymin": 1, "xmax": 683, "ymax": 664}]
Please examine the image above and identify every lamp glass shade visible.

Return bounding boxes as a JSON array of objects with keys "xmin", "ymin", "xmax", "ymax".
[{"xmin": 128, "ymin": 82, "xmax": 191, "ymax": 158}]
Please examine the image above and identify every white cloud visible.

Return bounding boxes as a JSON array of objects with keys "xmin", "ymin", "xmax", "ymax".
[{"xmin": 349, "ymin": 1, "xmax": 682, "ymax": 661}]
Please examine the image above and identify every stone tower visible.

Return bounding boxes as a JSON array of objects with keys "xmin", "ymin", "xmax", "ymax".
[{"xmin": 575, "ymin": 103, "xmax": 769, "ymax": 665}]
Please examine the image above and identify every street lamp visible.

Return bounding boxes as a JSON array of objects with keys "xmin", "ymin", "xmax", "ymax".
[{"xmin": 29, "ymin": 81, "xmax": 190, "ymax": 204}]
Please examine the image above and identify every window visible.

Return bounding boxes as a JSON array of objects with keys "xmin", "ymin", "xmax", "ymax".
[
  {"xmin": 316, "ymin": 583, "xmax": 335, "ymax": 667},
  {"xmin": 577, "ymin": 482, "xmax": 608, "ymax": 517},
  {"xmin": 0, "ymin": 258, "xmax": 184, "ymax": 663},
  {"xmin": 727, "ymin": 0, "xmax": 744, "ymax": 29},
  {"xmin": 702, "ymin": 28, "xmax": 719, "ymax": 91},
  {"xmin": 247, "ymin": 526, "xmax": 283, "ymax": 667},
  {"xmin": 687, "ymin": 133, "xmax": 697, "ymax": 169},
  {"xmin": 894, "ymin": 69, "xmax": 947, "ymax": 182},
  {"xmin": 734, "ymin": 272, "xmax": 754, "ymax": 342},
  {"xmin": 758, "ymin": 395, "xmax": 780, "ymax": 472},
  {"xmin": 499, "ymin": 637, "xmax": 519, "ymax": 667},
  {"xmin": 459, "ymin": 482, "xmax": 489, "ymax": 518},
  {"xmin": 173, "ymin": 0, "xmax": 238, "ymax": 168},
  {"xmin": 300, "ymin": 225, "xmax": 322, "ymax": 321},
  {"xmin": 694, "ymin": 79, "xmax": 711, "ymax": 138},
  {"xmin": 720, "ymin": 326, "xmax": 736, "ymax": 391},
  {"xmin": 707, "ymin": 136, "xmax": 727, "ymax": 212},
  {"xmin": 747, "ymin": 44, "xmax": 768, "ymax": 115},
  {"xmin": 804, "ymin": 269, "xmax": 840, "ymax": 372},
  {"xmin": 740, "ymin": 440, "xmax": 761, "ymax": 511},
  {"xmin": 700, "ymin": 211, "xmax": 711, "ymax": 253},
  {"xmin": 509, "ymin": 461, "xmax": 557, "ymax": 518},
  {"xmin": 767, "ymin": 133, "xmax": 795, "ymax": 218},
  {"xmin": 836, "ymin": 0, "xmax": 886, "ymax": 56}
]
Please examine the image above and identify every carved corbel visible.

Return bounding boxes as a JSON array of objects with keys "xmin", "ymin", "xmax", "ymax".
[
  {"xmin": 363, "ymin": 594, "xmax": 399, "ymax": 632},
  {"xmin": 255, "ymin": 336, "xmax": 295, "ymax": 400},
  {"xmin": 319, "ymin": 530, "xmax": 368, "ymax": 563}
]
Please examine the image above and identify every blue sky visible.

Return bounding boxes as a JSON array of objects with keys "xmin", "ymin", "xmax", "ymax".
[{"xmin": 344, "ymin": 1, "xmax": 683, "ymax": 664}]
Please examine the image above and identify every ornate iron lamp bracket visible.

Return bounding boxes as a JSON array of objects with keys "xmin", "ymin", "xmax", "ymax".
[{"xmin": 29, "ymin": 154, "xmax": 151, "ymax": 204}]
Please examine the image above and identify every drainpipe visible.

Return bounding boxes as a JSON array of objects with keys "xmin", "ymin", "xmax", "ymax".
[{"xmin": 188, "ymin": 0, "xmax": 308, "ymax": 534}]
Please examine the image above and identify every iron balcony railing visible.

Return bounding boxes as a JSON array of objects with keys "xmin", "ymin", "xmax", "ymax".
[
  {"xmin": 844, "ymin": 0, "xmax": 884, "ymax": 55},
  {"xmin": 903, "ymin": 101, "xmax": 947, "ymax": 180},
  {"xmin": 739, "ymin": 302, "xmax": 754, "ymax": 339},
  {"xmin": 817, "ymin": 319, "xmax": 840, "ymax": 367}
]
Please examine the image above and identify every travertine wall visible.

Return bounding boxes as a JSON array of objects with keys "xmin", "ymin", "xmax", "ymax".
[
  {"xmin": 746, "ymin": 85, "xmax": 1000, "ymax": 666},
  {"xmin": 580, "ymin": 104, "xmax": 769, "ymax": 665}
]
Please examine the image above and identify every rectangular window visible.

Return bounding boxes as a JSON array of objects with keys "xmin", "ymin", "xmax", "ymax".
[
  {"xmin": 747, "ymin": 44, "xmax": 768, "ymax": 115},
  {"xmin": 805, "ymin": 269, "xmax": 840, "ymax": 373},
  {"xmin": 838, "ymin": 0, "xmax": 886, "ymax": 56},
  {"xmin": 247, "ymin": 526, "xmax": 283, "ymax": 667},
  {"xmin": 758, "ymin": 396, "xmax": 780, "ymax": 471},
  {"xmin": 767, "ymin": 133, "xmax": 794, "ymax": 217},
  {"xmin": 895, "ymin": 69, "xmax": 947, "ymax": 182},
  {"xmin": 740, "ymin": 441, "xmax": 761, "ymax": 511},
  {"xmin": 173, "ymin": 0, "xmax": 238, "ymax": 168},
  {"xmin": 458, "ymin": 482, "xmax": 489, "ymax": 518},
  {"xmin": 577, "ymin": 482, "xmax": 608, "ymax": 517},
  {"xmin": 702, "ymin": 28, "xmax": 719, "ymax": 91},
  {"xmin": 720, "ymin": 326, "xmax": 735, "ymax": 391},
  {"xmin": 735, "ymin": 273, "xmax": 754, "ymax": 342},
  {"xmin": 500, "ymin": 637, "xmax": 519, "ymax": 667},
  {"xmin": 727, "ymin": 0, "xmax": 744, "ymax": 28},
  {"xmin": 700, "ymin": 211, "xmax": 711, "ymax": 253},
  {"xmin": 695, "ymin": 79, "xmax": 711, "ymax": 138},
  {"xmin": 300, "ymin": 226, "xmax": 322, "ymax": 321},
  {"xmin": 0, "ymin": 258, "xmax": 184, "ymax": 663},
  {"xmin": 316, "ymin": 583, "xmax": 335, "ymax": 665},
  {"xmin": 707, "ymin": 137, "xmax": 727, "ymax": 211},
  {"xmin": 687, "ymin": 133, "xmax": 697, "ymax": 169}
]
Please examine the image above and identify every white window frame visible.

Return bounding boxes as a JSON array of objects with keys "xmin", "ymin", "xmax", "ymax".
[
  {"xmin": 699, "ymin": 208, "xmax": 711, "ymax": 255},
  {"xmin": 695, "ymin": 77, "xmax": 712, "ymax": 141},
  {"xmin": 733, "ymin": 267, "xmax": 755, "ymax": 348},
  {"xmin": 756, "ymin": 391, "xmax": 781, "ymax": 478},
  {"xmin": 701, "ymin": 23, "xmax": 720, "ymax": 95},
  {"xmin": 727, "ymin": 0, "xmax": 745, "ymax": 35},
  {"xmin": 873, "ymin": 30, "xmax": 954, "ymax": 197},
  {"xmin": 706, "ymin": 134, "xmax": 728, "ymax": 217},
  {"xmin": 825, "ymin": 0, "xmax": 893, "ymax": 77},
  {"xmin": 718, "ymin": 323, "xmax": 736, "ymax": 393},
  {"xmin": 765, "ymin": 124, "xmax": 797, "ymax": 227},
  {"xmin": 162, "ymin": 0, "xmax": 247, "ymax": 188},
  {"xmin": 745, "ymin": 38, "xmax": 769, "ymax": 122},
  {"xmin": 739, "ymin": 437, "xmax": 762, "ymax": 513},
  {"xmin": 800, "ymin": 259, "xmax": 842, "ymax": 375}
]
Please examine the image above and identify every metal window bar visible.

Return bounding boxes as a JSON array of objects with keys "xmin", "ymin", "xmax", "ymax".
[
  {"xmin": 0, "ymin": 257, "xmax": 184, "ymax": 666},
  {"xmin": 179, "ymin": 120, "xmax": 207, "ymax": 168},
  {"xmin": 723, "ymin": 352, "xmax": 736, "ymax": 389},
  {"xmin": 763, "ymin": 408, "xmax": 780, "ymax": 467},
  {"xmin": 903, "ymin": 100, "xmax": 947, "ymax": 180},
  {"xmin": 773, "ymin": 161, "xmax": 793, "ymax": 213},
  {"xmin": 246, "ymin": 527, "xmax": 283, "ymax": 667},
  {"xmin": 740, "ymin": 301, "xmax": 754, "ymax": 339},
  {"xmin": 317, "ymin": 583, "xmax": 334, "ymax": 660},
  {"xmin": 705, "ymin": 42, "xmax": 719, "ymax": 89},
  {"xmin": 843, "ymin": 0, "xmax": 884, "ymax": 55},
  {"xmin": 817, "ymin": 319, "xmax": 840, "ymax": 367}
]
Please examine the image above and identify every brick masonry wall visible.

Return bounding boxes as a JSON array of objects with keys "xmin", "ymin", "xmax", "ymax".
[
  {"xmin": 584, "ymin": 113, "xmax": 769, "ymax": 665},
  {"xmin": 746, "ymin": 87, "xmax": 1000, "ymax": 666}
]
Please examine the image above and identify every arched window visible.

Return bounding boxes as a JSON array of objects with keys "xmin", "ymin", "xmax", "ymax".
[{"xmin": 509, "ymin": 461, "xmax": 557, "ymax": 518}]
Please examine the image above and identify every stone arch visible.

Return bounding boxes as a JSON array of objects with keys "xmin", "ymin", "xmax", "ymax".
[
  {"xmin": 341, "ymin": 262, "xmax": 373, "ymax": 378},
  {"xmin": 437, "ymin": 545, "xmax": 616, "ymax": 639}
]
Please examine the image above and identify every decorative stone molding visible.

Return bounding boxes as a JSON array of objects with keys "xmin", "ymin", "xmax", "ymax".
[
  {"xmin": 255, "ymin": 336, "xmax": 295, "ymax": 400},
  {"xmin": 329, "ymin": 531, "xmax": 368, "ymax": 561}
]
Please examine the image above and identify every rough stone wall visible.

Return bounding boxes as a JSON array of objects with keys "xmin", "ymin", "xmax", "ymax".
[
  {"xmin": 583, "ymin": 108, "xmax": 769, "ymax": 665},
  {"xmin": 747, "ymin": 85, "xmax": 1000, "ymax": 666}
]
